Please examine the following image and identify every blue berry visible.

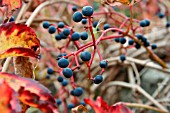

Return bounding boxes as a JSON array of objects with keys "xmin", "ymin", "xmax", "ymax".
[
  {"xmin": 80, "ymin": 51, "xmax": 91, "ymax": 61},
  {"xmin": 93, "ymin": 21, "xmax": 98, "ymax": 27},
  {"xmin": 144, "ymin": 19, "xmax": 150, "ymax": 26},
  {"xmin": 72, "ymin": 11, "xmax": 83, "ymax": 22},
  {"xmin": 135, "ymin": 42, "xmax": 141, "ymax": 49},
  {"xmin": 58, "ymin": 58, "xmax": 69, "ymax": 68},
  {"xmin": 144, "ymin": 41, "xmax": 150, "ymax": 47},
  {"xmin": 139, "ymin": 20, "xmax": 146, "ymax": 27},
  {"xmin": 57, "ymin": 76, "xmax": 63, "ymax": 82},
  {"xmin": 136, "ymin": 34, "xmax": 143, "ymax": 40},
  {"xmin": 62, "ymin": 68, "xmax": 73, "ymax": 78},
  {"xmin": 94, "ymin": 75, "xmax": 103, "ymax": 84},
  {"xmin": 68, "ymin": 103, "xmax": 74, "ymax": 109},
  {"xmin": 74, "ymin": 87, "xmax": 83, "ymax": 96},
  {"xmin": 70, "ymin": 90, "xmax": 75, "ymax": 96},
  {"xmin": 82, "ymin": 19, "xmax": 87, "ymax": 24},
  {"xmin": 42, "ymin": 21, "xmax": 50, "ymax": 29},
  {"xmin": 151, "ymin": 44, "xmax": 157, "ymax": 49},
  {"xmin": 166, "ymin": 22, "xmax": 170, "ymax": 28},
  {"xmin": 63, "ymin": 28, "xmax": 70, "ymax": 36},
  {"xmin": 119, "ymin": 37, "xmax": 126, "ymax": 44},
  {"xmin": 104, "ymin": 24, "xmax": 110, "ymax": 30},
  {"xmin": 80, "ymin": 32, "xmax": 88, "ymax": 40},
  {"xmin": 47, "ymin": 68, "xmax": 54, "ymax": 74},
  {"xmin": 80, "ymin": 101, "xmax": 86, "ymax": 106},
  {"xmin": 58, "ymin": 22, "xmax": 65, "ymax": 28},
  {"xmin": 114, "ymin": 38, "xmax": 120, "ymax": 43},
  {"xmin": 141, "ymin": 36, "xmax": 147, "ymax": 43},
  {"xmin": 99, "ymin": 60, "xmax": 108, "ymax": 68},
  {"xmin": 82, "ymin": 6, "xmax": 93, "ymax": 16},
  {"xmin": 9, "ymin": 16, "xmax": 15, "ymax": 22},
  {"xmin": 57, "ymin": 53, "xmax": 67, "ymax": 60},
  {"xmin": 128, "ymin": 39, "xmax": 134, "ymax": 45},
  {"xmin": 71, "ymin": 32, "xmax": 80, "ymax": 41},
  {"xmin": 158, "ymin": 12, "xmax": 164, "ymax": 18},
  {"xmin": 139, "ymin": 19, "xmax": 150, "ymax": 27},
  {"xmin": 60, "ymin": 32, "xmax": 68, "ymax": 39},
  {"xmin": 48, "ymin": 26, "xmax": 56, "ymax": 34},
  {"xmin": 56, "ymin": 99, "xmax": 62, "ymax": 105},
  {"xmin": 61, "ymin": 79, "xmax": 68, "ymax": 86},
  {"xmin": 72, "ymin": 6, "xmax": 78, "ymax": 12},
  {"xmin": 46, "ymin": 75, "xmax": 50, "ymax": 79},
  {"xmin": 55, "ymin": 34, "xmax": 62, "ymax": 40},
  {"xmin": 120, "ymin": 55, "xmax": 126, "ymax": 61}
]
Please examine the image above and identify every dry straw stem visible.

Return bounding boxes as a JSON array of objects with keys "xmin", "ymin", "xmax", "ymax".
[{"xmin": 102, "ymin": 81, "xmax": 169, "ymax": 112}]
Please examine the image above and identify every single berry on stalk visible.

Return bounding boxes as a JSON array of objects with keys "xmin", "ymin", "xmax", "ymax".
[
  {"xmin": 62, "ymin": 68, "xmax": 73, "ymax": 78},
  {"xmin": 58, "ymin": 58, "xmax": 69, "ymax": 68},
  {"xmin": 94, "ymin": 75, "xmax": 103, "ymax": 84},
  {"xmin": 48, "ymin": 26, "xmax": 56, "ymax": 34},
  {"xmin": 99, "ymin": 60, "xmax": 108, "ymax": 68},
  {"xmin": 72, "ymin": 11, "xmax": 83, "ymax": 22},
  {"xmin": 82, "ymin": 6, "xmax": 93, "ymax": 16},
  {"xmin": 80, "ymin": 51, "xmax": 91, "ymax": 61}
]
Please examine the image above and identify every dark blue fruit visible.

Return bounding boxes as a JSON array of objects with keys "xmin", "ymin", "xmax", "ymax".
[
  {"xmin": 104, "ymin": 24, "xmax": 110, "ymax": 30},
  {"xmin": 80, "ymin": 51, "xmax": 91, "ymax": 61},
  {"xmin": 56, "ymin": 99, "xmax": 62, "ymax": 105},
  {"xmin": 128, "ymin": 39, "xmax": 134, "ymax": 45},
  {"xmin": 60, "ymin": 32, "xmax": 68, "ymax": 39},
  {"xmin": 62, "ymin": 68, "xmax": 73, "ymax": 78},
  {"xmin": 82, "ymin": 6, "xmax": 93, "ymax": 16},
  {"xmin": 47, "ymin": 68, "xmax": 54, "ymax": 74},
  {"xmin": 61, "ymin": 79, "xmax": 68, "ymax": 86},
  {"xmin": 72, "ymin": 6, "xmax": 78, "ymax": 12},
  {"xmin": 55, "ymin": 34, "xmax": 62, "ymax": 40},
  {"xmin": 46, "ymin": 75, "xmax": 50, "ymax": 79},
  {"xmin": 80, "ymin": 32, "xmax": 88, "ymax": 40},
  {"xmin": 72, "ymin": 11, "xmax": 83, "ymax": 22},
  {"xmin": 93, "ymin": 21, "xmax": 98, "ymax": 27},
  {"xmin": 57, "ymin": 76, "xmax": 63, "ymax": 82},
  {"xmin": 139, "ymin": 20, "xmax": 146, "ymax": 27},
  {"xmin": 82, "ymin": 19, "xmax": 87, "ymax": 24},
  {"xmin": 71, "ymin": 32, "xmax": 80, "ymax": 41},
  {"xmin": 114, "ymin": 38, "xmax": 120, "ymax": 43},
  {"xmin": 94, "ymin": 75, "xmax": 103, "ymax": 84},
  {"xmin": 158, "ymin": 12, "xmax": 164, "ymax": 18},
  {"xmin": 80, "ymin": 101, "xmax": 86, "ymax": 106},
  {"xmin": 74, "ymin": 87, "xmax": 83, "ymax": 96},
  {"xmin": 58, "ymin": 58, "xmax": 69, "ymax": 68},
  {"xmin": 58, "ymin": 22, "xmax": 65, "ymax": 28},
  {"xmin": 63, "ymin": 28, "xmax": 70, "ymax": 36},
  {"xmin": 48, "ymin": 26, "xmax": 56, "ymax": 34},
  {"xmin": 43, "ymin": 21, "xmax": 50, "ymax": 29},
  {"xmin": 136, "ymin": 34, "xmax": 143, "ymax": 40},
  {"xmin": 120, "ymin": 55, "xmax": 126, "ymax": 61},
  {"xmin": 68, "ymin": 103, "xmax": 75, "ymax": 109},
  {"xmin": 99, "ymin": 60, "xmax": 108, "ymax": 68},
  {"xmin": 166, "ymin": 22, "xmax": 170, "ymax": 28},
  {"xmin": 9, "ymin": 16, "xmax": 15, "ymax": 22},
  {"xmin": 119, "ymin": 37, "xmax": 126, "ymax": 44},
  {"xmin": 151, "ymin": 44, "xmax": 157, "ymax": 49}
]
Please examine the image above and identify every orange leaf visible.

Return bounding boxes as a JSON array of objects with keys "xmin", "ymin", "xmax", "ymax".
[
  {"xmin": 0, "ymin": 72, "xmax": 58, "ymax": 113},
  {"xmin": 0, "ymin": 79, "xmax": 21, "ymax": 113},
  {"xmin": 0, "ymin": 22, "xmax": 40, "ymax": 59},
  {"xmin": 0, "ymin": 0, "xmax": 22, "ymax": 12}
]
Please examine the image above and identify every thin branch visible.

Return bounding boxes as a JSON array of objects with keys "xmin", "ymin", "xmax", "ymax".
[
  {"xmin": 102, "ymin": 81, "xmax": 168, "ymax": 112},
  {"xmin": 124, "ymin": 102, "xmax": 169, "ymax": 113}
]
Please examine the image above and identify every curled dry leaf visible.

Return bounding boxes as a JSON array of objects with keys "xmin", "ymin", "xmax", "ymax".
[
  {"xmin": 84, "ymin": 96, "xmax": 132, "ymax": 113},
  {"xmin": 0, "ymin": 22, "xmax": 40, "ymax": 59},
  {"xmin": 0, "ymin": 72, "xmax": 59, "ymax": 113},
  {"xmin": 106, "ymin": 0, "xmax": 130, "ymax": 6},
  {"xmin": 72, "ymin": 105, "xmax": 88, "ymax": 113},
  {"xmin": 0, "ymin": 0, "xmax": 22, "ymax": 12},
  {"xmin": 0, "ymin": 79, "xmax": 21, "ymax": 113}
]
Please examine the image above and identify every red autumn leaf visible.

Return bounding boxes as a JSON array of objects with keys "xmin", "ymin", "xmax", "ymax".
[
  {"xmin": 0, "ymin": 0, "xmax": 22, "ymax": 12},
  {"xmin": 0, "ymin": 22, "xmax": 40, "ymax": 59},
  {"xmin": 0, "ymin": 72, "xmax": 59, "ymax": 113},
  {"xmin": 0, "ymin": 79, "xmax": 21, "ymax": 113},
  {"xmin": 84, "ymin": 96, "xmax": 132, "ymax": 113}
]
